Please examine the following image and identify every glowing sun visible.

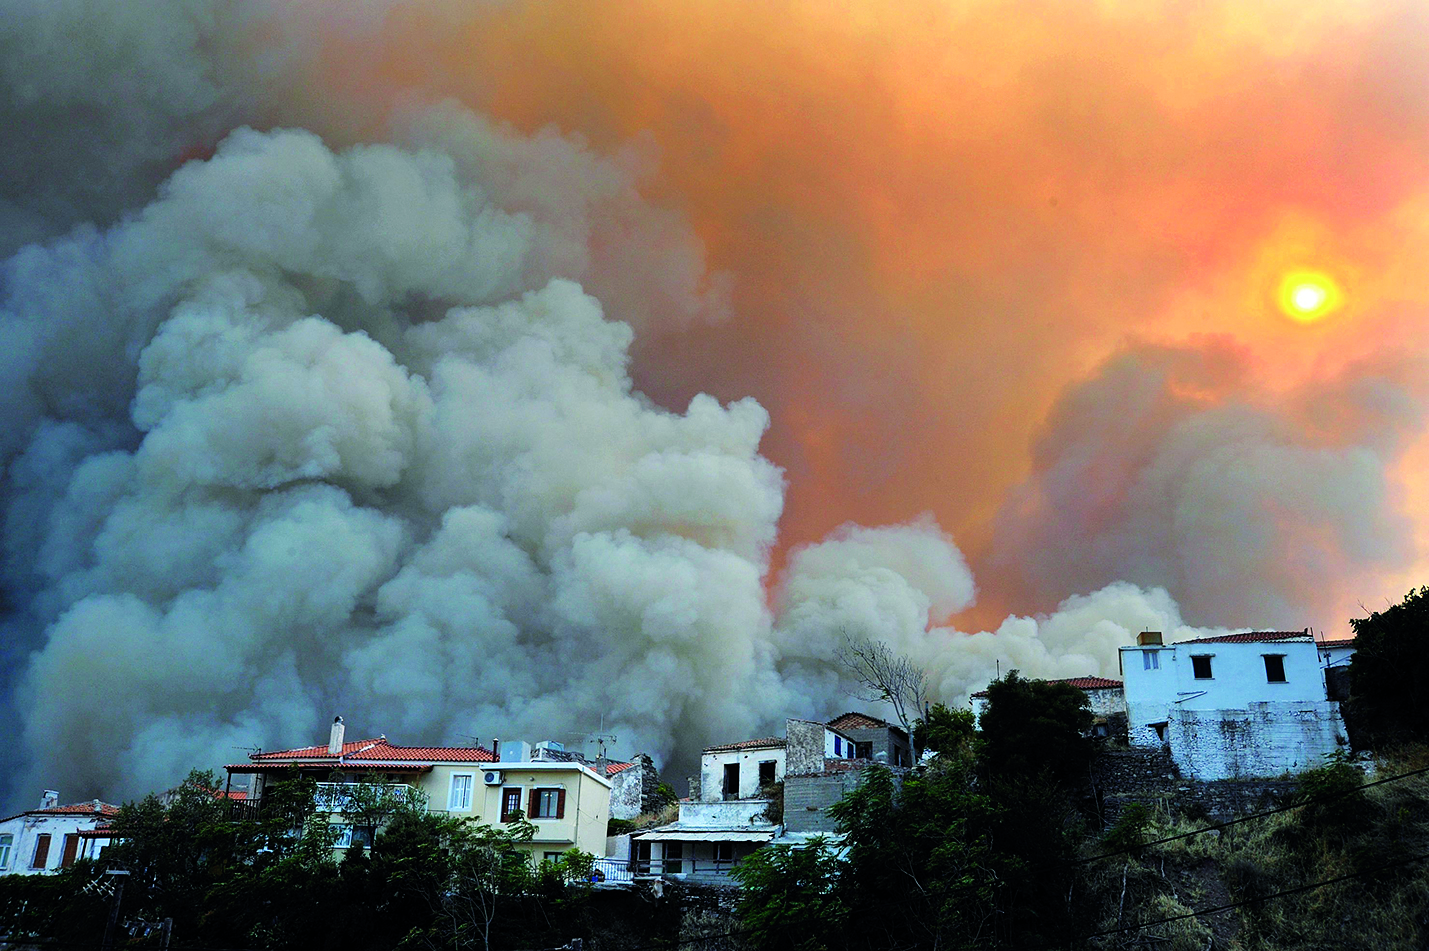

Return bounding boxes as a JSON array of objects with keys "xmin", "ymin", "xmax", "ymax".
[{"xmin": 1278, "ymin": 270, "xmax": 1341, "ymax": 322}]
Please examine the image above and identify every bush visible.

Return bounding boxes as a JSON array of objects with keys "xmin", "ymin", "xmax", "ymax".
[{"xmin": 1103, "ymin": 803, "xmax": 1152, "ymax": 856}]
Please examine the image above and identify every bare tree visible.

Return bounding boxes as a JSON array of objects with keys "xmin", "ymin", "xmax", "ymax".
[{"xmin": 836, "ymin": 631, "xmax": 929, "ymax": 734}]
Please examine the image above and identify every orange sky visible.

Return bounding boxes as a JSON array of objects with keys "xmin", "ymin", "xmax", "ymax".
[{"xmin": 282, "ymin": 0, "xmax": 1429, "ymax": 631}]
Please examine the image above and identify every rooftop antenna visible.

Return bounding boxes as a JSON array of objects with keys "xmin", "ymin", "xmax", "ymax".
[{"xmin": 565, "ymin": 714, "xmax": 618, "ymax": 760}]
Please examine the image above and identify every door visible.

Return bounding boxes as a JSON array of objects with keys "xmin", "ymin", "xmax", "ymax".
[{"xmin": 723, "ymin": 763, "xmax": 740, "ymax": 800}]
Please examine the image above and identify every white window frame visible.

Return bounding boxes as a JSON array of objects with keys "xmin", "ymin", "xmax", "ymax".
[
  {"xmin": 448, "ymin": 773, "xmax": 474, "ymax": 812},
  {"xmin": 332, "ymin": 823, "xmax": 353, "ymax": 849},
  {"xmin": 0, "ymin": 833, "xmax": 11, "ymax": 870},
  {"xmin": 1142, "ymin": 650, "xmax": 1159, "ymax": 670}
]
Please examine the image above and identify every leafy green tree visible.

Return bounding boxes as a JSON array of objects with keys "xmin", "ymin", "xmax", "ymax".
[
  {"xmin": 1349, "ymin": 586, "xmax": 1429, "ymax": 747},
  {"xmin": 913, "ymin": 702, "xmax": 977, "ymax": 759},
  {"xmin": 733, "ymin": 837, "xmax": 847, "ymax": 951},
  {"xmin": 977, "ymin": 670, "xmax": 1093, "ymax": 787}
]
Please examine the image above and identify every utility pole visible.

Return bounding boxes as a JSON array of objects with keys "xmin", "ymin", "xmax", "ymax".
[{"xmin": 99, "ymin": 869, "xmax": 130, "ymax": 951}]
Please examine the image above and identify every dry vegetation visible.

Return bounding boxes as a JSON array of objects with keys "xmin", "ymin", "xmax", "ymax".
[{"xmin": 1076, "ymin": 749, "xmax": 1429, "ymax": 950}]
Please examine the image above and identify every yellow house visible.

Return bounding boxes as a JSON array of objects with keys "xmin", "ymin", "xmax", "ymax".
[{"xmin": 224, "ymin": 718, "xmax": 612, "ymax": 863}]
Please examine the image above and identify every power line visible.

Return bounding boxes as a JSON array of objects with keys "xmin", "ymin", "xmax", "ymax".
[
  {"xmin": 1070, "ymin": 847, "xmax": 1429, "ymax": 945},
  {"xmin": 1077, "ymin": 760, "xmax": 1429, "ymax": 866}
]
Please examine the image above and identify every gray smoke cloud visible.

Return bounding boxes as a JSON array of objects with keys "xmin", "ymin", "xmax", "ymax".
[
  {"xmin": 991, "ymin": 338, "xmax": 1428, "ymax": 629},
  {"xmin": 4, "ymin": 0, "xmax": 1424, "ymax": 808}
]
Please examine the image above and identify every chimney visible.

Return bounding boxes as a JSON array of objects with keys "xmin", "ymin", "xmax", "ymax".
[
  {"xmin": 328, "ymin": 716, "xmax": 345, "ymax": 755},
  {"xmin": 491, "ymin": 737, "xmax": 500, "ymax": 760},
  {"xmin": 1137, "ymin": 631, "xmax": 1164, "ymax": 646},
  {"xmin": 41, "ymin": 789, "xmax": 58, "ymax": 809}
]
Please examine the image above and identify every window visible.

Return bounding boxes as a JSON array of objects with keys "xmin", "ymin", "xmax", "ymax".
[
  {"xmin": 1152, "ymin": 723, "xmax": 1168, "ymax": 743},
  {"xmin": 0, "ymin": 833, "xmax": 11, "ymax": 869},
  {"xmin": 713, "ymin": 842, "xmax": 734, "ymax": 867},
  {"xmin": 1191, "ymin": 655, "xmax": 1213, "ymax": 679},
  {"xmin": 758, "ymin": 760, "xmax": 776, "ymax": 788},
  {"xmin": 500, "ymin": 787, "xmax": 523, "ymax": 822},
  {"xmin": 529, "ymin": 787, "xmax": 564, "ymax": 819},
  {"xmin": 543, "ymin": 851, "xmax": 564, "ymax": 864},
  {"xmin": 664, "ymin": 842, "xmax": 683, "ymax": 873},
  {"xmin": 723, "ymin": 763, "xmax": 740, "ymax": 800},
  {"xmin": 1142, "ymin": 650, "xmax": 1160, "ymax": 670},
  {"xmin": 31, "ymin": 833, "xmax": 51, "ymax": 869},
  {"xmin": 1264, "ymin": 654, "xmax": 1287, "ymax": 683},
  {"xmin": 855, "ymin": 742, "xmax": 873, "ymax": 760},
  {"xmin": 60, "ymin": 834, "xmax": 79, "ymax": 868},
  {"xmin": 834, "ymin": 736, "xmax": 843, "ymax": 756},
  {"xmin": 448, "ymin": 773, "xmax": 474, "ymax": 811},
  {"xmin": 633, "ymin": 840, "xmax": 652, "ymax": 874}
]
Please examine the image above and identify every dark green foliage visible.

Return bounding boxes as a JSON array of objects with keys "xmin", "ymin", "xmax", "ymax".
[
  {"xmin": 912, "ymin": 702, "xmax": 976, "ymax": 759},
  {"xmin": 732, "ymin": 837, "xmax": 847, "ymax": 951},
  {"xmin": 1, "ymin": 768, "xmax": 600, "ymax": 951},
  {"xmin": 1102, "ymin": 803, "xmax": 1153, "ymax": 856},
  {"xmin": 978, "ymin": 670, "xmax": 1094, "ymax": 787},
  {"xmin": 655, "ymin": 780, "xmax": 679, "ymax": 806},
  {"xmin": 758, "ymin": 780, "xmax": 784, "ymax": 824},
  {"xmin": 1349, "ymin": 586, "xmax": 1429, "ymax": 748}
]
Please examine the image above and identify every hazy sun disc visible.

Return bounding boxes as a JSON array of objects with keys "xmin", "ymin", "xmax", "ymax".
[{"xmin": 1278, "ymin": 270, "xmax": 1341, "ymax": 322}]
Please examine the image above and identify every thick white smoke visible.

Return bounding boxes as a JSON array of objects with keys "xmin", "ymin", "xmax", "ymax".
[
  {"xmin": 5, "ymin": 0, "xmax": 1424, "ymax": 809},
  {"xmin": 2, "ymin": 117, "xmax": 788, "ymax": 799}
]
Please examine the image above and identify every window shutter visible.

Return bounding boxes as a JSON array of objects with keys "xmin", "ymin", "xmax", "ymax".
[
  {"xmin": 528, "ymin": 789, "xmax": 539, "ymax": 818},
  {"xmin": 60, "ymin": 834, "xmax": 79, "ymax": 868},
  {"xmin": 32, "ymin": 834, "xmax": 50, "ymax": 868},
  {"xmin": 556, "ymin": 788, "xmax": 566, "ymax": 819}
]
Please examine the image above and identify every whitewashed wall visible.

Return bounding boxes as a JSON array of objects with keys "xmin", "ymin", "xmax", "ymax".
[{"xmin": 1167, "ymin": 701, "xmax": 1348, "ymax": 780}]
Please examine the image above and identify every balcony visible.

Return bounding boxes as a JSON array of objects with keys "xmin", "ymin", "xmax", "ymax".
[
  {"xmin": 589, "ymin": 856, "xmax": 739, "ymax": 886},
  {"xmin": 313, "ymin": 782, "xmax": 426, "ymax": 814}
]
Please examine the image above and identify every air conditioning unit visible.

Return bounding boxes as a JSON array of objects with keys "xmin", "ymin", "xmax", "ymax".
[{"xmin": 482, "ymin": 770, "xmax": 503, "ymax": 786}]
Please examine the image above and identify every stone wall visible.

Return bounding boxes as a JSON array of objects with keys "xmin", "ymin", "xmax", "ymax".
[
  {"xmin": 785, "ymin": 772, "xmax": 860, "ymax": 834},
  {"xmin": 609, "ymin": 761, "xmax": 644, "ymax": 820},
  {"xmin": 1093, "ymin": 747, "xmax": 1299, "ymax": 825},
  {"xmin": 784, "ymin": 719, "xmax": 827, "ymax": 777},
  {"xmin": 1168, "ymin": 701, "xmax": 1348, "ymax": 781}
]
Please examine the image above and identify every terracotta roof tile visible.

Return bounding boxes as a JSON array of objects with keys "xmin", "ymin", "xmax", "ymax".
[
  {"xmin": 604, "ymin": 762, "xmax": 636, "ymax": 776},
  {"xmin": 972, "ymin": 675, "xmax": 1123, "ymax": 699},
  {"xmin": 827, "ymin": 712, "xmax": 890, "ymax": 730},
  {"xmin": 1317, "ymin": 638, "xmax": 1356, "ymax": 650},
  {"xmin": 702, "ymin": 737, "xmax": 787, "ymax": 753},
  {"xmin": 1173, "ymin": 630, "xmax": 1311, "ymax": 646},
  {"xmin": 2, "ymin": 800, "xmax": 120, "ymax": 823},
  {"xmin": 246, "ymin": 736, "xmax": 495, "ymax": 766}
]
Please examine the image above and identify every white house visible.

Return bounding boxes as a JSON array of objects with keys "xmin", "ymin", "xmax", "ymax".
[
  {"xmin": 1120, "ymin": 630, "xmax": 1352, "ymax": 780},
  {"xmin": 628, "ymin": 717, "xmax": 860, "ymax": 885},
  {"xmin": 0, "ymin": 791, "xmax": 120, "ymax": 875}
]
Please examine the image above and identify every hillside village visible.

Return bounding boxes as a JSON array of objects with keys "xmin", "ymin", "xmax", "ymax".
[{"xmin": 1, "ymin": 628, "xmax": 1358, "ymax": 884}]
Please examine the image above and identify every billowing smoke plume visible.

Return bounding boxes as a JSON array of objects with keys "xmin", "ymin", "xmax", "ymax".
[
  {"xmin": 993, "ymin": 338, "xmax": 1429, "ymax": 628},
  {"xmin": 4, "ymin": 0, "xmax": 1429, "ymax": 806}
]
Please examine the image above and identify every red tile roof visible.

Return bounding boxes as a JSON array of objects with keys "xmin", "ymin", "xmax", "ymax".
[
  {"xmin": 604, "ymin": 761, "xmax": 636, "ymax": 776},
  {"xmin": 703, "ymin": 737, "xmax": 787, "ymax": 753},
  {"xmin": 235, "ymin": 736, "xmax": 495, "ymax": 770},
  {"xmin": 39, "ymin": 802, "xmax": 120, "ymax": 817},
  {"xmin": 1317, "ymin": 638, "xmax": 1356, "ymax": 650},
  {"xmin": 1174, "ymin": 630, "xmax": 1311, "ymax": 646},
  {"xmin": 1, "ymin": 800, "xmax": 120, "ymax": 823},
  {"xmin": 972, "ymin": 675, "xmax": 1122, "ymax": 698},
  {"xmin": 828, "ymin": 712, "xmax": 892, "ymax": 730}
]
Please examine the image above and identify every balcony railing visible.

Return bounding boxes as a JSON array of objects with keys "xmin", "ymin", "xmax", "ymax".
[
  {"xmin": 313, "ymin": 782, "xmax": 426, "ymax": 813},
  {"xmin": 588, "ymin": 856, "xmax": 738, "ymax": 885}
]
